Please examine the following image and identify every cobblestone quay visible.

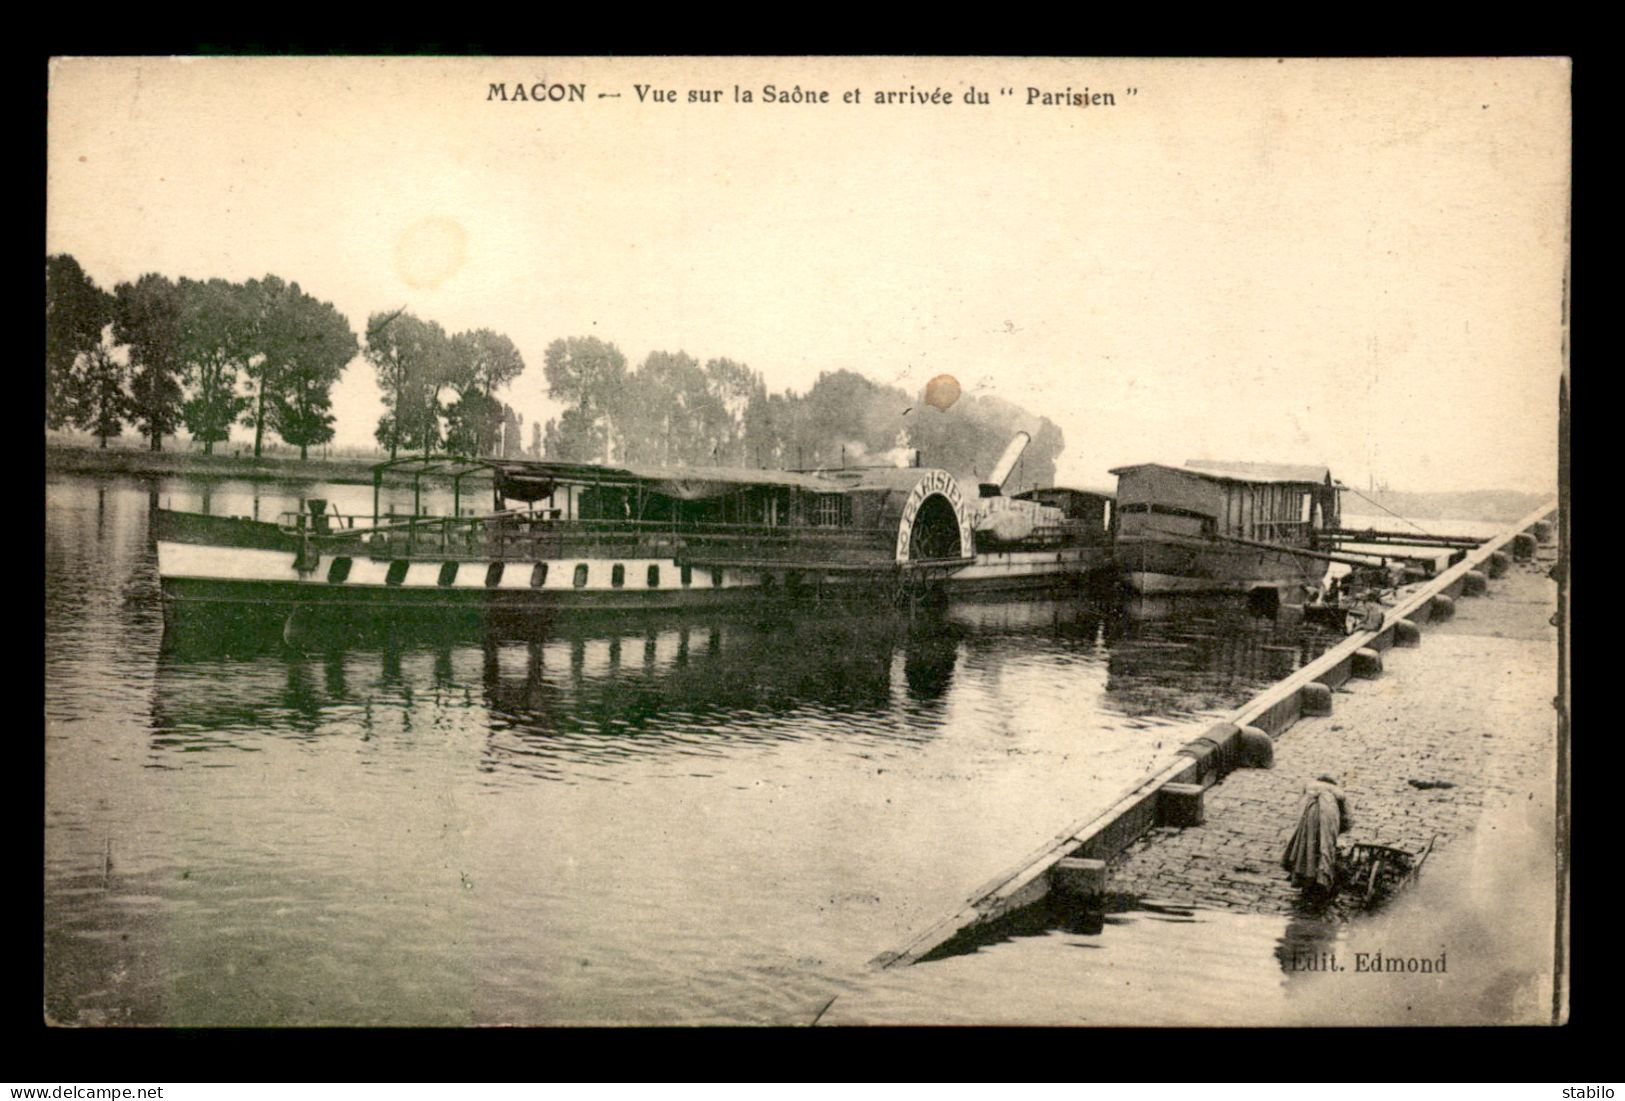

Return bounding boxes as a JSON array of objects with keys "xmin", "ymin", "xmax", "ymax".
[{"xmin": 1108, "ymin": 549, "xmax": 1559, "ymax": 916}]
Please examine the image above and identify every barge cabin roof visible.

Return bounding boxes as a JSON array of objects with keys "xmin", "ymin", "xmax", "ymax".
[{"xmin": 1109, "ymin": 460, "xmax": 1343, "ymax": 488}]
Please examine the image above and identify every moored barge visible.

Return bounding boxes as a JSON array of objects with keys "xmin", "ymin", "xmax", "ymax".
[{"xmin": 1110, "ymin": 460, "xmax": 1345, "ymax": 599}]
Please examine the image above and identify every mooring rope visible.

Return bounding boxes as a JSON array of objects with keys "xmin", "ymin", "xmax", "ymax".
[{"xmin": 1341, "ymin": 484, "xmax": 1437, "ymax": 539}]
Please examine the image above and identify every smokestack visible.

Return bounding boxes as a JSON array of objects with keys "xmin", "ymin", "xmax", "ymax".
[{"xmin": 980, "ymin": 432, "xmax": 1031, "ymax": 497}]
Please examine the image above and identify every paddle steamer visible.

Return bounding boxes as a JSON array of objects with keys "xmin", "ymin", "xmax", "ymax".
[{"xmin": 154, "ymin": 454, "xmax": 978, "ymax": 620}]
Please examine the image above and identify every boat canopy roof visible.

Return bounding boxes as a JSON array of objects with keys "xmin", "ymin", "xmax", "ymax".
[
  {"xmin": 1014, "ymin": 485, "xmax": 1117, "ymax": 501},
  {"xmin": 376, "ymin": 453, "xmax": 972, "ymax": 503},
  {"xmin": 485, "ymin": 457, "xmax": 842, "ymax": 501},
  {"xmin": 1109, "ymin": 460, "xmax": 1342, "ymax": 488}
]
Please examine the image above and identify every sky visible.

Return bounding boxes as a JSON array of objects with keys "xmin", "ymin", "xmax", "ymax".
[{"xmin": 46, "ymin": 57, "xmax": 1570, "ymax": 493}]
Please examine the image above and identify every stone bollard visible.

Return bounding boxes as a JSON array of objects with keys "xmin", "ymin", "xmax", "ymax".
[
  {"xmin": 1430, "ymin": 593, "xmax": 1456, "ymax": 621},
  {"xmin": 1534, "ymin": 520, "xmax": 1553, "ymax": 543},
  {"xmin": 1462, "ymin": 570, "xmax": 1488, "ymax": 596},
  {"xmin": 1158, "ymin": 783, "xmax": 1205, "ymax": 827},
  {"xmin": 1181, "ymin": 722, "xmax": 1239, "ymax": 779},
  {"xmin": 1051, "ymin": 857, "xmax": 1109, "ymax": 902},
  {"xmin": 1352, "ymin": 647, "xmax": 1383, "ymax": 678},
  {"xmin": 1177, "ymin": 735, "xmax": 1222, "ymax": 776},
  {"xmin": 1393, "ymin": 619, "xmax": 1422, "ymax": 647},
  {"xmin": 1301, "ymin": 682, "xmax": 1334, "ymax": 716},
  {"xmin": 1236, "ymin": 725, "xmax": 1274, "ymax": 769},
  {"xmin": 1486, "ymin": 551, "xmax": 1510, "ymax": 579},
  {"xmin": 1513, "ymin": 533, "xmax": 1537, "ymax": 560}
]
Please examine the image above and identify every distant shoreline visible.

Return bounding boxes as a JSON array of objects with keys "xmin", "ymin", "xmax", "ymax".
[
  {"xmin": 1341, "ymin": 488, "xmax": 1555, "ymax": 525},
  {"xmin": 45, "ymin": 441, "xmax": 412, "ymax": 487},
  {"xmin": 45, "ymin": 440, "xmax": 1554, "ymax": 523}
]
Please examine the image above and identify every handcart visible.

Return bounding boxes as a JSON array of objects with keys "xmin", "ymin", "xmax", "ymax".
[{"xmin": 1337, "ymin": 835, "xmax": 1438, "ymax": 908}]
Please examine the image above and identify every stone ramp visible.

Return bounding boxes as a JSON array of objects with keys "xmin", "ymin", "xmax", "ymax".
[
  {"xmin": 1108, "ymin": 555, "xmax": 1558, "ymax": 917},
  {"xmin": 873, "ymin": 506, "xmax": 1559, "ymax": 967}
]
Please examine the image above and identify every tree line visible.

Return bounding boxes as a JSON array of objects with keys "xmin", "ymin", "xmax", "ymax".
[
  {"xmin": 44, "ymin": 254, "xmax": 530, "ymax": 461},
  {"xmin": 540, "ymin": 336, "xmax": 1065, "ymax": 489},
  {"xmin": 47, "ymin": 254, "xmax": 1064, "ymax": 485}
]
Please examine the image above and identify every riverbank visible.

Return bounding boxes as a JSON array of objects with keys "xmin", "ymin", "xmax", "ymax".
[
  {"xmin": 828, "ymin": 530, "xmax": 1561, "ymax": 1025},
  {"xmin": 1106, "ymin": 552, "xmax": 1558, "ymax": 924},
  {"xmin": 47, "ymin": 441, "xmax": 417, "ymax": 486}
]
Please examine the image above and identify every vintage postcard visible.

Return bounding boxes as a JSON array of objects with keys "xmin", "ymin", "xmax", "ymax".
[{"xmin": 44, "ymin": 56, "xmax": 1569, "ymax": 1026}]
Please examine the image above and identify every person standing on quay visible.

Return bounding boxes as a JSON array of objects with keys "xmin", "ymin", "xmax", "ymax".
[{"xmin": 1282, "ymin": 773, "xmax": 1352, "ymax": 895}]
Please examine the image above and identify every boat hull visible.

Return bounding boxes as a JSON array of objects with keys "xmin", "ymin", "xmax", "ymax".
[
  {"xmin": 157, "ymin": 539, "xmax": 895, "ymax": 613},
  {"xmin": 154, "ymin": 504, "xmax": 1116, "ymax": 621},
  {"xmin": 952, "ymin": 545, "xmax": 1115, "ymax": 598},
  {"xmin": 1115, "ymin": 535, "xmax": 1327, "ymax": 596}
]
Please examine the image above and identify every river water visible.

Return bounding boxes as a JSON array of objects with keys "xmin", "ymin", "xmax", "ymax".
[{"xmin": 45, "ymin": 472, "xmax": 1355, "ymax": 1026}]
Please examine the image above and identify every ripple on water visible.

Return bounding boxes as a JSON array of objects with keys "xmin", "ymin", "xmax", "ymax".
[{"xmin": 45, "ymin": 474, "xmax": 1348, "ymax": 1025}]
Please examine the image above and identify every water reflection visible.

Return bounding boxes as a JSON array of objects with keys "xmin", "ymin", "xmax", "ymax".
[
  {"xmin": 1275, "ymin": 914, "xmax": 1343, "ymax": 976},
  {"xmin": 151, "ymin": 585, "xmax": 1346, "ymax": 782},
  {"xmin": 49, "ymin": 472, "xmax": 1356, "ymax": 1025},
  {"xmin": 151, "ymin": 611, "xmax": 968, "ymax": 771}
]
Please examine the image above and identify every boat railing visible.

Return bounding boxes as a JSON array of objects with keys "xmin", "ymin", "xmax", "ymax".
[{"xmin": 290, "ymin": 511, "xmax": 898, "ymax": 564}]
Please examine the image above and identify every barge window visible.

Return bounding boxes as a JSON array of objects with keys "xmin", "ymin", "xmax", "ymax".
[
  {"xmin": 612, "ymin": 564, "xmax": 625, "ymax": 588},
  {"xmin": 437, "ymin": 561, "xmax": 459, "ymax": 587},
  {"xmin": 486, "ymin": 562, "xmax": 505, "ymax": 587},
  {"xmin": 327, "ymin": 557, "xmax": 352, "ymax": 584},
  {"xmin": 711, "ymin": 568, "xmax": 724, "ymax": 588},
  {"xmin": 385, "ymin": 560, "xmax": 409, "ymax": 586},
  {"xmin": 681, "ymin": 564, "xmax": 693, "ymax": 587},
  {"xmin": 1301, "ymin": 492, "xmax": 1313, "ymax": 523},
  {"xmin": 647, "ymin": 565, "xmax": 660, "ymax": 588},
  {"xmin": 812, "ymin": 493, "xmax": 844, "ymax": 526},
  {"xmin": 530, "ymin": 562, "xmax": 548, "ymax": 588},
  {"xmin": 573, "ymin": 563, "xmax": 589, "ymax": 588}
]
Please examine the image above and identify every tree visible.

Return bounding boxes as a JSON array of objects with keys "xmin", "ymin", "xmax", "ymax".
[
  {"xmin": 542, "ymin": 336, "xmax": 627, "ymax": 462},
  {"xmin": 444, "ymin": 329, "xmax": 525, "ymax": 457},
  {"xmin": 443, "ymin": 390, "xmax": 501, "ymax": 457},
  {"xmin": 528, "ymin": 420, "xmax": 543, "ymax": 459},
  {"xmin": 266, "ymin": 289, "xmax": 358, "ymax": 460},
  {"xmin": 542, "ymin": 406, "xmax": 605, "ymax": 461},
  {"xmin": 238, "ymin": 276, "xmax": 303, "ymax": 458},
  {"xmin": 366, "ymin": 311, "xmax": 451, "ymax": 459},
  {"xmin": 623, "ymin": 350, "xmax": 731, "ymax": 466},
  {"xmin": 46, "ymin": 255, "xmax": 113, "ymax": 430},
  {"xmin": 113, "ymin": 274, "xmax": 185, "ymax": 451},
  {"xmin": 176, "ymin": 278, "xmax": 255, "ymax": 454},
  {"xmin": 72, "ymin": 339, "xmax": 131, "ymax": 448},
  {"xmin": 498, "ymin": 404, "xmax": 523, "ymax": 458},
  {"xmin": 704, "ymin": 358, "xmax": 763, "ymax": 465}
]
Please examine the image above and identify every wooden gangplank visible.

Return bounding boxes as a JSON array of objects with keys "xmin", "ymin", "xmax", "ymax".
[{"xmin": 1322, "ymin": 528, "xmax": 1489, "ymax": 549}]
